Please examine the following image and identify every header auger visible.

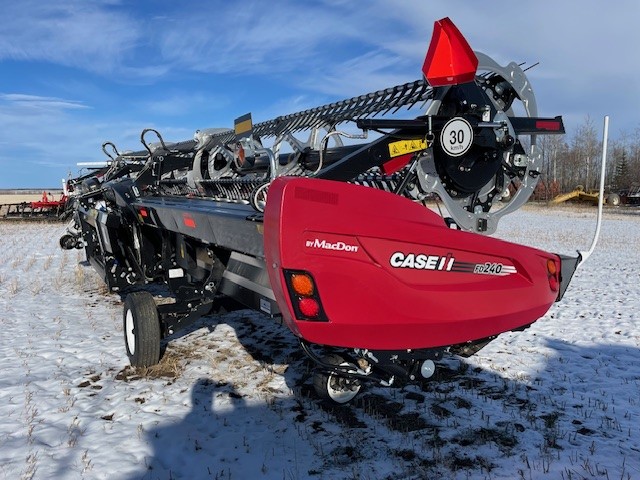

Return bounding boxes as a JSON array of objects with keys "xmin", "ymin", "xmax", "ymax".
[{"xmin": 60, "ymin": 18, "xmax": 588, "ymax": 404}]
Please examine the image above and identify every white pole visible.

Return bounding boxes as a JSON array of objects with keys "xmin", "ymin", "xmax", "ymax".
[{"xmin": 577, "ymin": 115, "xmax": 609, "ymax": 266}]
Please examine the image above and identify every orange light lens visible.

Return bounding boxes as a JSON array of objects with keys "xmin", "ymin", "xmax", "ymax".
[
  {"xmin": 291, "ymin": 273, "xmax": 314, "ymax": 297},
  {"xmin": 547, "ymin": 259, "xmax": 557, "ymax": 276}
]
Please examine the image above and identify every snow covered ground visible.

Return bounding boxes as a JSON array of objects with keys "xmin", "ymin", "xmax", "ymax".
[{"xmin": 0, "ymin": 205, "xmax": 638, "ymax": 480}]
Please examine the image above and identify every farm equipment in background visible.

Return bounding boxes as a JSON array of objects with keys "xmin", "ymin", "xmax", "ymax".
[
  {"xmin": 551, "ymin": 185, "xmax": 621, "ymax": 206},
  {"xmin": 60, "ymin": 17, "xmax": 596, "ymax": 404},
  {"xmin": 620, "ymin": 185, "xmax": 640, "ymax": 205},
  {"xmin": 0, "ymin": 190, "xmax": 68, "ymax": 220}
]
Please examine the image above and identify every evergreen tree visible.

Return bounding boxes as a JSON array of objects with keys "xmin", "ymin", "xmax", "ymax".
[{"xmin": 614, "ymin": 151, "xmax": 630, "ymax": 190}]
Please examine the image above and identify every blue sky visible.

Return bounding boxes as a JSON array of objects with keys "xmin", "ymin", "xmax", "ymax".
[{"xmin": 1, "ymin": 0, "xmax": 638, "ymax": 188}]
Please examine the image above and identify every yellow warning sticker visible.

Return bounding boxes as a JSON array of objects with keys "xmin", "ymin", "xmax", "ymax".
[{"xmin": 388, "ymin": 139, "xmax": 427, "ymax": 158}]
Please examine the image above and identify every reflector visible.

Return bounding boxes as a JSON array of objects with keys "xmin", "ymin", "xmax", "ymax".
[
  {"xmin": 536, "ymin": 120, "xmax": 563, "ymax": 131},
  {"xmin": 182, "ymin": 213, "xmax": 196, "ymax": 228},
  {"xmin": 422, "ymin": 17, "xmax": 478, "ymax": 87}
]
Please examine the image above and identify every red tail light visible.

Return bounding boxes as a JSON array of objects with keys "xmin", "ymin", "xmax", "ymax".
[
  {"xmin": 283, "ymin": 270, "xmax": 328, "ymax": 322},
  {"xmin": 547, "ymin": 258, "xmax": 560, "ymax": 292},
  {"xmin": 299, "ymin": 298, "xmax": 321, "ymax": 318}
]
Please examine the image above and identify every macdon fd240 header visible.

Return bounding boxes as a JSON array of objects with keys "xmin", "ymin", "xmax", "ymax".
[{"xmin": 60, "ymin": 17, "xmax": 587, "ymax": 404}]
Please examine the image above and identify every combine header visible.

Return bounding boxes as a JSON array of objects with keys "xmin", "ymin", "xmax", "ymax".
[{"xmin": 61, "ymin": 18, "xmax": 595, "ymax": 403}]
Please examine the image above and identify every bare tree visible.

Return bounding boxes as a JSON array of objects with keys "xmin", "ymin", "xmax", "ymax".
[
  {"xmin": 538, "ymin": 133, "xmax": 567, "ymax": 199},
  {"xmin": 570, "ymin": 116, "xmax": 600, "ymax": 190},
  {"xmin": 532, "ymin": 117, "xmax": 640, "ymax": 199}
]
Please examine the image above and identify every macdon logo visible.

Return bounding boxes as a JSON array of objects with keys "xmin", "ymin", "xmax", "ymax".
[
  {"xmin": 390, "ymin": 252, "xmax": 454, "ymax": 271},
  {"xmin": 305, "ymin": 238, "xmax": 359, "ymax": 253}
]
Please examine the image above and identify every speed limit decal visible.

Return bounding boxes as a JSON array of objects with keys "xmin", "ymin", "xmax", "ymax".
[{"xmin": 440, "ymin": 117, "xmax": 473, "ymax": 157}]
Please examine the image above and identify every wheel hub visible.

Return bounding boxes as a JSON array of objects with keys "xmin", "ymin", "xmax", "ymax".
[{"xmin": 125, "ymin": 309, "xmax": 135, "ymax": 355}]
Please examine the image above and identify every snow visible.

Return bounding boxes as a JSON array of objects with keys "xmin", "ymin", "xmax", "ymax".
[{"xmin": 0, "ymin": 205, "xmax": 639, "ymax": 480}]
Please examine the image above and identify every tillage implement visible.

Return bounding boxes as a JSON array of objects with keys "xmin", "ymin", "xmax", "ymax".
[{"xmin": 61, "ymin": 18, "xmax": 598, "ymax": 404}]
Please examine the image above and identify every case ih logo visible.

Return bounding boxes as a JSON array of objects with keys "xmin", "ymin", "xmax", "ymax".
[
  {"xmin": 305, "ymin": 238, "xmax": 359, "ymax": 253},
  {"xmin": 390, "ymin": 252, "xmax": 455, "ymax": 271},
  {"xmin": 390, "ymin": 251, "xmax": 517, "ymax": 276}
]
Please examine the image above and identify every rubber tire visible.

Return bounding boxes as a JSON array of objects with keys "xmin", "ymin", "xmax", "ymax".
[
  {"xmin": 123, "ymin": 291, "xmax": 161, "ymax": 367},
  {"xmin": 606, "ymin": 193, "xmax": 620, "ymax": 206},
  {"xmin": 59, "ymin": 234, "xmax": 76, "ymax": 250},
  {"xmin": 312, "ymin": 354, "xmax": 362, "ymax": 405}
]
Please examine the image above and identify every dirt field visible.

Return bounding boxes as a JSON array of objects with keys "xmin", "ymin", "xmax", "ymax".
[
  {"xmin": 0, "ymin": 194, "xmax": 44, "ymax": 203},
  {"xmin": 0, "ymin": 190, "xmax": 64, "ymax": 203},
  {"xmin": 0, "ymin": 191, "xmax": 66, "ymax": 218}
]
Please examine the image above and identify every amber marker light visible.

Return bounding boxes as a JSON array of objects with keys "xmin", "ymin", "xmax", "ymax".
[
  {"xmin": 291, "ymin": 273, "xmax": 314, "ymax": 297},
  {"xmin": 547, "ymin": 258, "xmax": 559, "ymax": 292},
  {"xmin": 546, "ymin": 258, "xmax": 557, "ymax": 276}
]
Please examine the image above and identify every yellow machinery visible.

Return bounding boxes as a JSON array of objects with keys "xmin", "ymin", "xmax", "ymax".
[{"xmin": 551, "ymin": 186, "xmax": 620, "ymax": 206}]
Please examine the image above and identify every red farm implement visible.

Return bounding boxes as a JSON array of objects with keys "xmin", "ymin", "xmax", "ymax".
[
  {"xmin": 59, "ymin": 18, "xmax": 605, "ymax": 403},
  {"xmin": 1, "ymin": 191, "xmax": 68, "ymax": 220}
]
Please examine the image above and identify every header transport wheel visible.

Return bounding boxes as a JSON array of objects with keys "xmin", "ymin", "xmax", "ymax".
[
  {"xmin": 123, "ymin": 291, "xmax": 161, "ymax": 367},
  {"xmin": 606, "ymin": 193, "xmax": 620, "ymax": 206},
  {"xmin": 312, "ymin": 354, "xmax": 362, "ymax": 405},
  {"xmin": 59, "ymin": 233, "xmax": 82, "ymax": 250}
]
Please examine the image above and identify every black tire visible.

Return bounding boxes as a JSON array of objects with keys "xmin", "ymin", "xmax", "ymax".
[
  {"xmin": 606, "ymin": 193, "xmax": 620, "ymax": 206},
  {"xmin": 312, "ymin": 354, "xmax": 362, "ymax": 405},
  {"xmin": 123, "ymin": 292, "xmax": 161, "ymax": 367},
  {"xmin": 59, "ymin": 234, "xmax": 76, "ymax": 250}
]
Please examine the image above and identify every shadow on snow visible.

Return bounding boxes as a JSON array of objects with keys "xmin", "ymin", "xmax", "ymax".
[{"xmin": 125, "ymin": 310, "xmax": 640, "ymax": 480}]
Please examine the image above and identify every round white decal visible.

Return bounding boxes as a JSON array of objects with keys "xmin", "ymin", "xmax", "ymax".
[{"xmin": 440, "ymin": 117, "xmax": 473, "ymax": 157}]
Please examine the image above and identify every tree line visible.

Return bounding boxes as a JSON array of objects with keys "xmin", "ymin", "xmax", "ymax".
[{"xmin": 533, "ymin": 117, "xmax": 640, "ymax": 200}]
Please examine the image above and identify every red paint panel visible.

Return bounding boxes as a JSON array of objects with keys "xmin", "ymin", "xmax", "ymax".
[
  {"xmin": 381, "ymin": 153, "xmax": 412, "ymax": 174},
  {"xmin": 264, "ymin": 177, "xmax": 559, "ymax": 351}
]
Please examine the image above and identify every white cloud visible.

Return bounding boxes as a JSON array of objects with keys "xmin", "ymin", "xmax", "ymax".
[
  {"xmin": 0, "ymin": 0, "xmax": 144, "ymax": 76},
  {"xmin": 0, "ymin": 93, "xmax": 88, "ymax": 110},
  {"xmin": 155, "ymin": 2, "xmax": 352, "ymax": 75},
  {"xmin": 0, "ymin": 94, "xmax": 196, "ymax": 187},
  {"xmin": 1, "ymin": 0, "xmax": 639, "ymax": 93},
  {"xmin": 1, "ymin": 0, "xmax": 639, "ymax": 188},
  {"xmin": 137, "ymin": 92, "xmax": 231, "ymax": 118},
  {"xmin": 301, "ymin": 50, "xmax": 415, "ymax": 97}
]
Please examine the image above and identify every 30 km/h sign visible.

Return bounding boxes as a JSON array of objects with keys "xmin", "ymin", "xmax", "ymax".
[{"xmin": 440, "ymin": 117, "xmax": 473, "ymax": 157}]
